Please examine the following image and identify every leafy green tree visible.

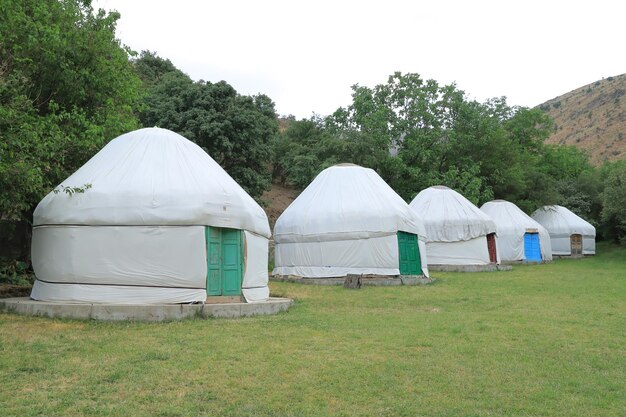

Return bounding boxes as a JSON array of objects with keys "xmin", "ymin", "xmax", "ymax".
[
  {"xmin": 135, "ymin": 52, "xmax": 278, "ymax": 198},
  {"xmin": 323, "ymin": 71, "xmax": 603, "ymax": 220},
  {"xmin": 0, "ymin": 0, "xmax": 142, "ymax": 223},
  {"xmin": 600, "ymin": 161, "xmax": 626, "ymax": 243},
  {"xmin": 325, "ymin": 72, "xmax": 498, "ymax": 203},
  {"xmin": 272, "ymin": 118, "xmax": 343, "ymax": 188}
]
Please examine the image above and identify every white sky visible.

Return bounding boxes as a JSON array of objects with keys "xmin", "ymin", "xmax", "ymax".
[{"xmin": 94, "ymin": 0, "xmax": 625, "ymax": 119}]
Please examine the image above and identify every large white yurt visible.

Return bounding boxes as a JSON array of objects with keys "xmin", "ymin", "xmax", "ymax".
[
  {"xmin": 273, "ymin": 164, "xmax": 429, "ymax": 279},
  {"xmin": 480, "ymin": 200, "xmax": 553, "ymax": 263},
  {"xmin": 409, "ymin": 186, "xmax": 498, "ymax": 267},
  {"xmin": 531, "ymin": 205, "xmax": 596, "ymax": 256},
  {"xmin": 31, "ymin": 127, "xmax": 271, "ymax": 304}
]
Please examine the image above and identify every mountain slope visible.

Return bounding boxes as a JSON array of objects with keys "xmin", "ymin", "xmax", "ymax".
[{"xmin": 539, "ymin": 73, "xmax": 626, "ymax": 165}]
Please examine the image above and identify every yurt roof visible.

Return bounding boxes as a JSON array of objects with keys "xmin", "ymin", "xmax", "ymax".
[
  {"xmin": 481, "ymin": 200, "xmax": 548, "ymax": 236},
  {"xmin": 33, "ymin": 127, "xmax": 270, "ymax": 237},
  {"xmin": 274, "ymin": 164, "xmax": 426, "ymax": 243},
  {"xmin": 409, "ymin": 186, "xmax": 496, "ymax": 242},
  {"xmin": 531, "ymin": 205, "xmax": 595, "ymax": 238}
]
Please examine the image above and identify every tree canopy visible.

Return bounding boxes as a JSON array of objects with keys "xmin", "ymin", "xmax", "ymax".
[
  {"xmin": 0, "ymin": 0, "xmax": 142, "ymax": 222},
  {"xmin": 134, "ymin": 51, "xmax": 278, "ymax": 198},
  {"xmin": 273, "ymin": 72, "xmax": 604, "ymax": 221}
]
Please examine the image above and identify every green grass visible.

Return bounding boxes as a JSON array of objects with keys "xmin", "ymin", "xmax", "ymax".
[{"xmin": 1, "ymin": 243, "xmax": 624, "ymax": 416}]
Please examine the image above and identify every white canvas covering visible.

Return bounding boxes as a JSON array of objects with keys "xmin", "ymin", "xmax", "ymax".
[
  {"xmin": 426, "ymin": 237, "xmax": 491, "ymax": 265},
  {"xmin": 480, "ymin": 200, "xmax": 553, "ymax": 262},
  {"xmin": 273, "ymin": 164, "xmax": 429, "ymax": 278},
  {"xmin": 31, "ymin": 127, "xmax": 271, "ymax": 304},
  {"xmin": 531, "ymin": 205, "xmax": 596, "ymax": 256},
  {"xmin": 409, "ymin": 186, "xmax": 498, "ymax": 265},
  {"xmin": 242, "ymin": 231, "xmax": 270, "ymax": 302}
]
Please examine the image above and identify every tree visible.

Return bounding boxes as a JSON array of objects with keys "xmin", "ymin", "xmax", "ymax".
[
  {"xmin": 0, "ymin": 0, "xmax": 142, "ymax": 223},
  {"xmin": 325, "ymin": 72, "xmax": 498, "ymax": 203},
  {"xmin": 135, "ymin": 52, "xmax": 278, "ymax": 198},
  {"xmin": 600, "ymin": 161, "xmax": 626, "ymax": 243}
]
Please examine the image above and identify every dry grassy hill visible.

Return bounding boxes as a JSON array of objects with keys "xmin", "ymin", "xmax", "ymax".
[{"xmin": 539, "ymin": 73, "xmax": 626, "ymax": 165}]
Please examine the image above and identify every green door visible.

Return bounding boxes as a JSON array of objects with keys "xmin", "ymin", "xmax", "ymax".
[
  {"xmin": 397, "ymin": 231, "xmax": 422, "ymax": 275},
  {"xmin": 206, "ymin": 227, "xmax": 243, "ymax": 296}
]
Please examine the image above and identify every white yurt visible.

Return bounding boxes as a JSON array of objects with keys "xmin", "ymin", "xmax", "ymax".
[
  {"xmin": 31, "ymin": 127, "xmax": 271, "ymax": 304},
  {"xmin": 480, "ymin": 200, "xmax": 553, "ymax": 263},
  {"xmin": 409, "ymin": 186, "xmax": 498, "ymax": 267},
  {"xmin": 273, "ymin": 164, "xmax": 429, "ymax": 279},
  {"xmin": 531, "ymin": 205, "xmax": 596, "ymax": 256}
]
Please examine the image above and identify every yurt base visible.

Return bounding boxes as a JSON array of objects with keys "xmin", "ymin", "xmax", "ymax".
[
  {"xmin": 500, "ymin": 260, "xmax": 552, "ymax": 265},
  {"xmin": 271, "ymin": 275, "xmax": 433, "ymax": 286},
  {"xmin": 427, "ymin": 264, "xmax": 513, "ymax": 272},
  {"xmin": 0, "ymin": 297, "xmax": 292, "ymax": 322}
]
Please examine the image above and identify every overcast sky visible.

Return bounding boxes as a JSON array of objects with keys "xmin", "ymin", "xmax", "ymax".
[{"xmin": 93, "ymin": 0, "xmax": 625, "ymax": 119}]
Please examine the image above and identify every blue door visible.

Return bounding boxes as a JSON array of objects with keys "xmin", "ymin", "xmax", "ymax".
[{"xmin": 524, "ymin": 233, "xmax": 542, "ymax": 262}]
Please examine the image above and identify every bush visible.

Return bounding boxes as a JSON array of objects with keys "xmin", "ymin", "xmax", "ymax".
[{"xmin": 0, "ymin": 260, "xmax": 34, "ymax": 286}]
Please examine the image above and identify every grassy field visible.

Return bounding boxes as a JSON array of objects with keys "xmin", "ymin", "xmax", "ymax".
[{"xmin": 1, "ymin": 243, "xmax": 624, "ymax": 416}]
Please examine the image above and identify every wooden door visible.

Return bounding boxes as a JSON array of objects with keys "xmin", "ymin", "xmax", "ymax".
[
  {"xmin": 206, "ymin": 227, "xmax": 243, "ymax": 296},
  {"xmin": 486, "ymin": 233, "xmax": 497, "ymax": 263},
  {"xmin": 221, "ymin": 228, "xmax": 243, "ymax": 296},
  {"xmin": 397, "ymin": 231, "xmax": 422, "ymax": 275},
  {"xmin": 570, "ymin": 234, "xmax": 582, "ymax": 256}
]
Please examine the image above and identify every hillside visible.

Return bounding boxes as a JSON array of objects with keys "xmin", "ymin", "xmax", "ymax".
[
  {"xmin": 260, "ymin": 183, "xmax": 298, "ymax": 229},
  {"xmin": 539, "ymin": 73, "xmax": 626, "ymax": 165}
]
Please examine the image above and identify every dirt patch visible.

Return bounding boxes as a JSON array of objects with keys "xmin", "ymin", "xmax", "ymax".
[
  {"xmin": 261, "ymin": 183, "xmax": 299, "ymax": 229},
  {"xmin": 0, "ymin": 284, "xmax": 32, "ymax": 298}
]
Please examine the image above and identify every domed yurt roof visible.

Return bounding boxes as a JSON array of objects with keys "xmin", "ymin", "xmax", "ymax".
[
  {"xmin": 274, "ymin": 164, "xmax": 426, "ymax": 242},
  {"xmin": 481, "ymin": 200, "xmax": 547, "ymax": 236},
  {"xmin": 409, "ymin": 186, "xmax": 496, "ymax": 242},
  {"xmin": 481, "ymin": 199, "xmax": 552, "ymax": 261},
  {"xmin": 34, "ymin": 127, "xmax": 270, "ymax": 237},
  {"xmin": 531, "ymin": 205, "xmax": 595, "ymax": 238}
]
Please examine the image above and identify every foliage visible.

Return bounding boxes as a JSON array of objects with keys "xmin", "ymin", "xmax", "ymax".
[
  {"xmin": 271, "ymin": 72, "xmax": 626, "ymax": 245},
  {"xmin": 600, "ymin": 160, "xmax": 626, "ymax": 242},
  {"xmin": 0, "ymin": 0, "xmax": 142, "ymax": 223},
  {"xmin": 0, "ymin": 260, "xmax": 33, "ymax": 286},
  {"xmin": 134, "ymin": 52, "xmax": 278, "ymax": 198},
  {"xmin": 276, "ymin": 73, "xmax": 589, "ymax": 210},
  {"xmin": 52, "ymin": 184, "xmax": 93, "ymax": 196},
  {"xmin": 318, "ymin": 73, "xmax": 490, "ymax": 202},
  {"xmin": 272, "ymin": 117, "xmax": 396, "ymax": 189}
]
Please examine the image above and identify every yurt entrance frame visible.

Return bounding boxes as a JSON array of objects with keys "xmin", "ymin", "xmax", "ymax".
[
  {"xmin": 397, "ymin": 231, "xmax": 422, "ymax": 275},
  {"xmin": 570, "ymin": 234, "xmax": 583, "ymax": 256},
  {"xmin": 206, "ymin": 227, "xmax": 243, "ymax": 296},
  {"xmin": 523, "ymin": 229, "xmax": 542, "ymax": 262},
  {"xmin": 486, "ymin": 233, "xmax": 497, "ymax": 263}
]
